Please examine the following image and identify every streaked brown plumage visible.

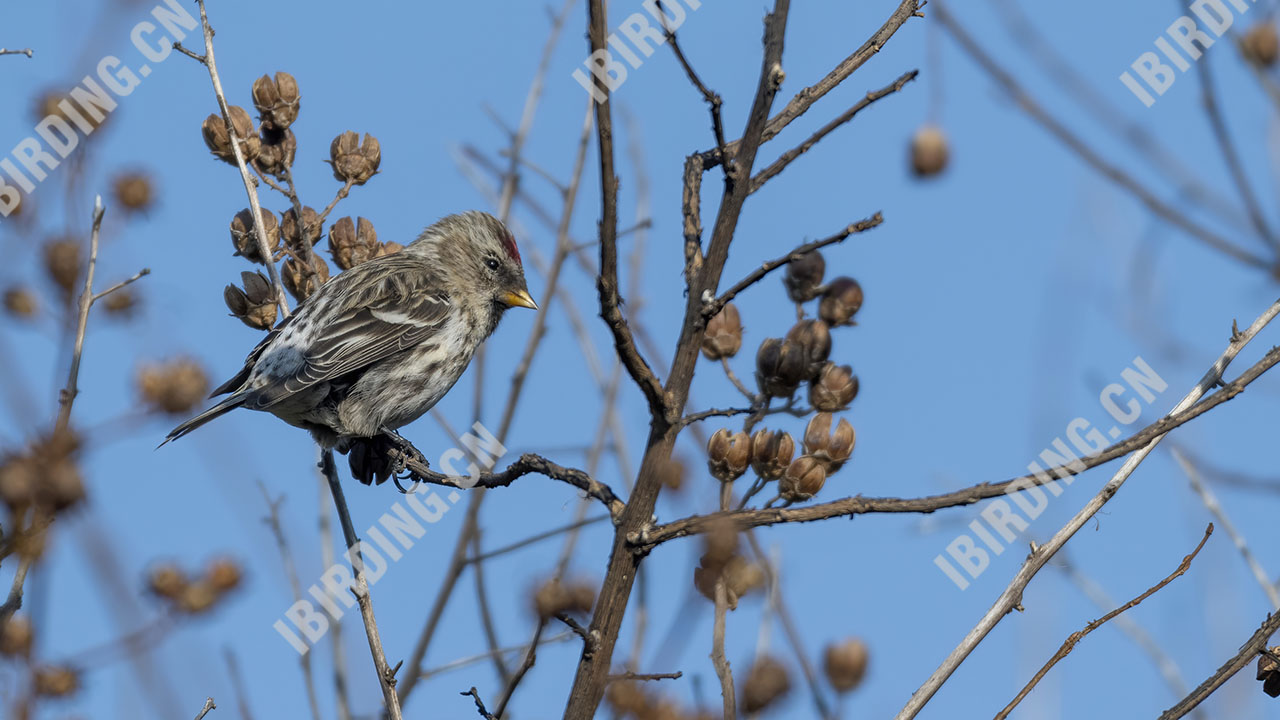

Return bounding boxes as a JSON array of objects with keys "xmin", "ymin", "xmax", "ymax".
[{"xmin": 163, "ymin": 211, "xmax": 536, "ymax": 483}]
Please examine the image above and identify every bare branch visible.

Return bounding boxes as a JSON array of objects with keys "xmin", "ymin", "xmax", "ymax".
[
  {"xmin": 1158, "ymin": 612, "xmax": 1280, "ymax": 718},
  {"xmin": 995, "ymin": 524, "xmax": 1213, "ymax": 719}
]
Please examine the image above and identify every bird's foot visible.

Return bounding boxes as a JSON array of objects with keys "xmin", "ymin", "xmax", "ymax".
[{"xmin": 380, "ymin": 429, "xmax": 429, "ymax": 493}]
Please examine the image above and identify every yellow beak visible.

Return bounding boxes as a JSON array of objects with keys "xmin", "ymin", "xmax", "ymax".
[{"xmin": 501, "ymin": 288, "xmax": 538, "ymax": 310}]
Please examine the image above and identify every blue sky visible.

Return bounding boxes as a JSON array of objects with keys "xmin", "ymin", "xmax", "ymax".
[{"xmin": 3, "ymin": 0, "xmax": 1280, "ymax": 718}]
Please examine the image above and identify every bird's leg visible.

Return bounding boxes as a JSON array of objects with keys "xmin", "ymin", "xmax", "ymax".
[{"xmin": 379, "ymin": 428, "xmax": 429, "ymax": 490}]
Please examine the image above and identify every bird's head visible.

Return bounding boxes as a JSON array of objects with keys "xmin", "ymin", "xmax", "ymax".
[{"xmin": 411, "ymin": 211, "xmax": 536, "ymax": 313}]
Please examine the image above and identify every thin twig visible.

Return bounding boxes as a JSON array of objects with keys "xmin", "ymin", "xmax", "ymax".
[
  {"xmin": 1158, "ymin": 612, "xmax": 1280, "ymax": 718},
  {"xmin": 256, "ymin": 484, "xmax": 324, "ymax": 720},
  {"xmin": 194, "ymin": 698, "xmax": 216, "ymax": 720},
  {"xmin": 178, "ymin": 1, "xmax": 291, "ymax": 317},
  {"xmin": 0, "ymin": 47, "xmax": 33, "ymax": 57},
  {"xmin": 319, "ymin": 450, "xmax": 403, "ymax": 720},
  {"xmin": 1173, "ymin": 448, "xmax": 1280, "ymax": 609},
  {"xmin": 711, "ymin": 483, "xmax": 736, "ymax": 718},
  {"xmin": 895, "ymin": 298, "xmax": 1280, "ymax": 719},
  {"xmin": 995, "ymin": 524, "xmax": 1213, "ymax": 719}
]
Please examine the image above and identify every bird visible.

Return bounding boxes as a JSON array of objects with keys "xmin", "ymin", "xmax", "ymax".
[{"xmin": 162, "ymin": 211, "xmax": 536, "ymax": 484}]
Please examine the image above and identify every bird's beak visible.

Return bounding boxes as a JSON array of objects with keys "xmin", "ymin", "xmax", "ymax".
[{"xmin": 500, "ymin": 288, "xmax": 538, "ymax": 310}]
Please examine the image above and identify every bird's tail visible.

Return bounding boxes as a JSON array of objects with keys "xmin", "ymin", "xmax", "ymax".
[{"xmin": 157, "ymin": 393, "xmax": 247, "ymax": 448}]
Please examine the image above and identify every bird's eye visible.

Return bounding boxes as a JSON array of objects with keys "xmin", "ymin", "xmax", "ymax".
[{"xmin": 484, "ymin": 257, "xmax": 500, "ymax": 271}]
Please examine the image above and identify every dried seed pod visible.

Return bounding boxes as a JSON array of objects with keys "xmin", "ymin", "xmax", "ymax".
[
  {"xmin": 707, "ymin": 428, "xmax": 752, "ymax": 482},
  {"xmin": 532, "ymin": 578, "xmax": 595, "ymax": 619},
  {"xmin": 779, "ymin": 456, "xmax": 826, "ymax": 501},
  {"xmin": 911, "ymin": 124, "xmax": 949, "ymax": 177},
  {"xmin": 0, "ymin": 615, "xmax": 33, "ymax": 657},
  {"xmin": 281, "ymin": 205, "xmax": 323, "ymax": 246},
  {"xmin": 102, "ymin": 288, "xmax": 139, "ymax": 318},
  {"xmin": 804, "ymin": 413, "xmax": 855, "ymax": 473},
  {"xmin": 36, "ymin": 89, "xmax": 106, "ymax": 131},
  {"xmin": 785, "ymin": 319, "xmax": 831, "ymax": 378},
  {"xmin": 1243, "ymin": 23, "xmax": 1279, "ymax": 67},
  {"xmin": 251, "ymin": 71, "xmax": 300, "ymax": 131},
  {"xmin": 230, "ymin": 208, "xmax": 282, "ymax": 263},
  {"xmin": 206, "ymin": 557, "xmax": 243, "ymax": 593},
  {"xmin": 824, "ymin": 638, "xmax": 869, "ymax": 693},
  {"xmin": 225, "ymin": 270, "xmax": 278, "ymax": 330},
  {"xmin": 44, "ymin": 456, "xmax": 84, "ymax": 512},
  {"xmin": 3, "ymin": 286, "xmax": 37, "ymax": 318},
  {"xmin": 177, "ymin": 581, "xmax": 219, "ymax": 614},
  {"xmin": 43, "ymin": 238, "xmax": 81, "ymax": 296},
  {"xmin": 702, "ymin": 303, "xmax": 743, "ymax": 360},
  {"xmin": 329, "ymin": 130, "xmax": 381, "ymax": 185},
  {"xmin": 742, "ymin": 656, "xmax": 791, "ymax": 713},
  {"xmin": 254, "ymin": 127, "xmax": 296, "ymax": 176},
  {"xmin": 33, "ymin": 665, "xmax": 80, "ymax": 698},
  {"xmin": 281, "ymin": 252, "xmax": 331, "ymax": 301},
  {"xmin": 377, "ymin": 240, "xmax": 404, "ymax": 256},
  {"xmin": 0, "ymin": 454, "xmax": 38, "ymax": 511},
  {"xmin": 202, "ymin": 106, "xmax": 260, "ymax": 164},
  {"xmin": 810, "ymin": 362, "xmax": 858, "ymax": 412},
  {"xmin": 1259, "ymin": 644, "xmax": 1280, "ymax": 697},
  {"xmin": 784, "ymin": 250, "xmax": 826, "ymax": 303},
  {"xmin": 147, "ymin": 563, "xmax": 188, "ymax": 600},
  {"xmin": 655, "ymin": 455, "xmax": 687, "ymax": 492},
  {"xmin": 694, "ymin": 553, "xmax": 763, "ymax": 610},
  {"xmin": 755, "ymin": 337, "xmax": 808, "ymax": 398},
  {"xmin": 328, "ymin": 216, "xmax": 381, "ymax": 271},
  {"xmin": 138, "ymin": 358, "xmax": 210, "ymax": 415},
  {"xmin": 112, "ymin": 171, "xmax": 154, "ymax": 212},
  {"xmin": 750, "ymin": 429, "xmax": 794, "ymax": 481},
  {"xmin": 605, "ymin": 680, "xmax": 652, "ymax": 716},
  {"xmin": 819, "ymin": 277, "xmax": 863, "ymax": 327}
]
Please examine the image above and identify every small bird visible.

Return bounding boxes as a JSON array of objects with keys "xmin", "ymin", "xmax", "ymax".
[{"xmin": 163, "ymin": 211, "xmax": 536, "ymax": 484}]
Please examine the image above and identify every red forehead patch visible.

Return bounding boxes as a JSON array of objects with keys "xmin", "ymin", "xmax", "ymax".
[{"xmin": 501, "ymin": 232, "xmax": 522, "ymax": 265}]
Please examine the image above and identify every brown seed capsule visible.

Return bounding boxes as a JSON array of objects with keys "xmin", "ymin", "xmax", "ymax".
[
  {"xmin": 202, "ymin": 106, "xmax": 260, "ymax": 164},
  {"xmin": 281, "ymin": 252, "xmax": 331, "ymax": 301},
  {"xmin": 102, "ymin": 289, "xmax": 139, "ymax": 318},
  {"xmin": 785, "ymin": 319, "xmax": 831, "ymax": 378},
  {"xmin": 742, "ymin": 656, "xmax": 791, "ymax": 713},
  {"xmin": 281, "ymin": 205, "xmax": 323, "ymax": 247},
  {"xmin": 804, "ymin": 413, "xmax": 855, "ymax": 473},
  {"xmin": 329, "ymin": 130, "xmax": 381, "ymax": 185},
  {"xmin": 605, "ymin": 680, "xmax": 652, "ymax": 715},
  {"xmin": 1258, "ymin": 644, "xmax": 1280, "ymax": 697},
  {"xmin": 810, "ymin": 362, "xmax": 858, "ymax": 412},
  {"xmin": 328, "ymin": 216, "xmax": 381, "ymax": 271},
  {"xmin": 33, "ymin": 665, "xmax": 80, "ymax": 698},
  {"xmin": 0, "ymin": 615, "xmax": 33, "ymax": 657},
  {"xmin": 230, "ymin": 208, "xmax": 282, "ymax": 263},
  {"xmin": 750, "ymin": 429, "xmax": 795, "ymax": 481},
  {"xmin": 113, "ymin": 171, "xmax": 154, "ymax": 212},
  {"xmin": 206, "ymin": 557, "xmax": 243, "ymax": 593},
  {"xmin": 225, "ymin": 270, "xmax": 278, "ymax": 330},
  {"xmin": 254, "ymin": 127, "xmax": 297, "ymax": 176},
  {"xmin": 138, "ymin": 358, "xmax": 210, "ymax": 415},
  {"xmin": 251, "ymin": 71, "xmax": 300, "ymax": 131},
  {"xmin": 377, "ymin": 240, "xmax": 404, "ymax": 256},
  {"xmin": 824, "ymin": 638, "xmax": 869, "ymax": 693},
  {"xmin": 911, "ymin": 124, "xmax": 949, "ymax": 177},
  {"xmin": 43, "ymin": 238, "xmax": 81, "ymax": 296},
  {"xmin": 44, "ymin": 457, "xmax": 84, "ymax": 512},
  {"xmin": 755, "ymin": 337, "xmax": 808, "ymax": 398},
  {"xmin": 655, "ymin": 455, "xmax": 687, "ymax": 492},
  {"xmin": 694, "ymin": 553, "xmax": 763, "ymax": 610},
  {"xmin": 1243, "ymin": 23, "xmax": 1279, "ymax": 67},
  {"xmin": 702, "ymin": 303, "xmax": 743, "ymax": 360},
  {"xmin": 177, "ymin": 581, "xmax": 220, "ymax": 614},
  {"xmin": 0, "ymin": 454, "xmax": 38, "ymax": 511},
  {"xmin": 707, "ymin": 428, "xmax": 752, "ymax": 482},
  {"xmin": 147, "ymin": 563, "xmax": 188, "ymax": 600},
  {"xmin": 779, "ymin": 456, "xmax": 827, "ymax": 501},
  {"xmin": 819, "ymin": 277, "xmax": 863, "ymax": 327},
  {"xmin": 784, "ymin": 250, "xmax": 826, "ymax": 303},
  {"xmin": 36, "ymin": 89, "xmax": 106, "ymax": 131},
  {"xmin": 3, "ymin": 286, "xmax": 37, "ymax": 318},
  {"xmin": 532, "ymin": 578, "xmax": 595, "ymax": 619}
]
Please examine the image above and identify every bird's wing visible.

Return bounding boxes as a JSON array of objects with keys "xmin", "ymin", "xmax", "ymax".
[{"xmin": 249, "ymin": 254, "xmax": 453, "ymax": 408}]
